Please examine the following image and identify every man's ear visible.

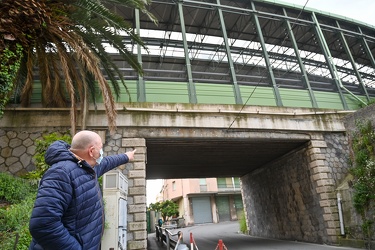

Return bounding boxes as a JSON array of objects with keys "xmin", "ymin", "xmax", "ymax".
[{"xmin": 88, "ymin": 146, "xmax": 95, "ymax": 158}]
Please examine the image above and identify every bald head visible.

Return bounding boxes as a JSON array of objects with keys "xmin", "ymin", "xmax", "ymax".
[
  {"xmin": 70, "ymin": 131, "xmax": 103, "ymax": 167},
  {"xmin": 71, "ymin": 130, "xmax": 102, "ymax": 150}
]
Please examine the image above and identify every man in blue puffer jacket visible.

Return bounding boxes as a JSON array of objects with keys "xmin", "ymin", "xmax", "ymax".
[{"xmin": 29, "ymin": 130, "xmax": 136, "ymax": 250}]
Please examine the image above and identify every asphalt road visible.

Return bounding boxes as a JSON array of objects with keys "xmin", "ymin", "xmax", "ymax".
[{"xmin": 148, "ymin": 221, "xmax": 361, "ymax": 250}]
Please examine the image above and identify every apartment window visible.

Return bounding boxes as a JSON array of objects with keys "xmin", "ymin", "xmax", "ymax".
[
  {"xmin": 199, "ymin": 178, "xmax": 207, "ymax": 192},
  {"xmin": 217, "ymin": 177, "xmax": 240, "ymax": 190},
  {"xmin": 217, "ymin": 177, "xmax": 234, "ymax": 189}
]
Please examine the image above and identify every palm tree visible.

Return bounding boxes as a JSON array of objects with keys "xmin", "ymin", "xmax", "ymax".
[{"xmin": 0, "ymin": 0, "xmax": 156, "ymax": 134}]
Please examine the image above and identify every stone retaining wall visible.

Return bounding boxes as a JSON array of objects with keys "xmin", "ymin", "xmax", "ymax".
[
  {"xmin": 241, "ymin": 132, "xmax": 349, "ymax": 244},
  {"xmin": 0, "ymin": 129, "xmax": 48, "ymax": 175}
]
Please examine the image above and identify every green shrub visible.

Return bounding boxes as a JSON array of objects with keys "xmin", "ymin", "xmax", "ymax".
[
  {"xmin": 0, "ymin": 230, "xmax": 16, "ymax": 250},
  {"xmin": 0, "ymin": 196, "xmax": 36, "ymax": 232},
  {"xmin": 0, "ymin": 223, "xmax": 31, "ymax": 250},
  {"xmin": 350, "ymin": 119, "xmax": 375, "ymax": 242},
  {"xmin": 25, "ymin": 131, "xmax": 71, "ymax": 180},
  {"xmin": 0, "ymin": 174, "xmax": 37, "ymax": 250},
  {"xmin": 0, "ymin": 173, "xmax": 35, "ymax": 204},
  {"xmin": 239, "ymin": 211, "xmax": 248, "ymax": 234}
]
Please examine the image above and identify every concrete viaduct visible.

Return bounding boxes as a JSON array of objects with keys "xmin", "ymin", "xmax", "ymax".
[{"xmin": 0, "ymin": 102, "xmax": 365, "ymax": 248}]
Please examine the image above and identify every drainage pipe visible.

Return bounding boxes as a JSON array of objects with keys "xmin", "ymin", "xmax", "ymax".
[{"xmin": 337, "ymin": 192, "xmax": 345, "ymax": 235}]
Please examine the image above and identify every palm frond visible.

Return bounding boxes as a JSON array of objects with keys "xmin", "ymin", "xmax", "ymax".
[
  {"xmin": 103, "ymin": 0, "xmax": 157, "ymax": 23},
  {"xmin": 20, "ymin": 49, "xmax": 35, "ymax": 107},
  {"xmin": 73, "ymin": 15, "xmax": 145, "ymax": 74},
  {"xmin": 50, "ymin": 58, "xmax": 68, "ymax": 108},
  {"xmin": 76, "ymin": 31, "xmax": 123, "ymax": 96},
  {"xmin": 51, "ymin": 22, "xmax": 118, "ymax": 132},
  {"xmin": 35, "ymin": 43, "xmax": 52, "ymax": 106},
  {"xmin": 4, "ymin": 0, "xmax": 157, "ymax": 134},
  {"xmin": 55, "ymin": 43, "xmax": 77, "ymax": 135},
  {"xmin": 73, "ymin": 0, "xmax": 131, "ymax": 30}
]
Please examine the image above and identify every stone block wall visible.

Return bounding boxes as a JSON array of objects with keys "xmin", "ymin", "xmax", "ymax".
[
  {"xmin": 321, "ymin": 133, "xmax": 350, "ymax": 187},
  {"xmin": 241, "ymin": 141, "xmax": 324, "ymax": 243},
  {"xmin": 241, "ymin": 132, "xmax": 349, "ymax": 244},
  {"xmin": 0, "ymin": 129, "xmax": 55, "ymax": 175}
]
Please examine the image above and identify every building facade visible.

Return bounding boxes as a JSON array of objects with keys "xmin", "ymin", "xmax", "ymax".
[{"xmin": 161, "ymin": 177, "xmax": 243, "ymax": 226}]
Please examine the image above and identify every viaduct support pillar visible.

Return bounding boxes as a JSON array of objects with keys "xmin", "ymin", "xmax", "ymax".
[
  {"xmin": 307, "ymin": 135, "xmax": 339, "ymax": 243},
  {"xmin": 122, "ymin": 138, "xmax": 148, "ymax": 250}
]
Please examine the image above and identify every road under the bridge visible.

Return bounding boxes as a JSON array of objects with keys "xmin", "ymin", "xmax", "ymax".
[{"xmin": 145, "ymin": 132, "xmax": 310, "ymax": 179}]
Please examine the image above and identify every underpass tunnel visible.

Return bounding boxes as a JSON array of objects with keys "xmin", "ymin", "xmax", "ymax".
[
  {"xmin": 145, "ymin": 132, "xmax": 350, "ymax": 245},
  {"xmin": 145, "ymin": 136, "xmax": 309, "ymax": 179}
]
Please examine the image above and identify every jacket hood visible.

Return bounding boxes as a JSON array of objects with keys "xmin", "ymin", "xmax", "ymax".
[{"xmin": 45, "ymin": 140, "xmax": 75, "ymax": 166}]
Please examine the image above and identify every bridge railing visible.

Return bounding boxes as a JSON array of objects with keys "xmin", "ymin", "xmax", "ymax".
[{"xmin": 155, "ymin": 225, "xmax": 189, "ymax": 250}]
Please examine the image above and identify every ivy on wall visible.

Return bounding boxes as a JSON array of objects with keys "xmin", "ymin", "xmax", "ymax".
[
  {"xmin": 350, "ymin": 119, "xmax": 375, "ymax": 244},
  {"xmin": 0, "ymin": 43, "xmax": 23, "ymax": 118}
]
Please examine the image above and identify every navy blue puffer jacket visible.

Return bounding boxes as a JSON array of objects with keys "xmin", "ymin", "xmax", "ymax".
[{"xmin": 29, "ymin": 140, "xmax": 129, "ymax": 250}]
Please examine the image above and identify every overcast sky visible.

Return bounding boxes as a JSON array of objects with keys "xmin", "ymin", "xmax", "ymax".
[
  {"xmin": 280, "ymin": 0, "xmax": 375, "ymax": 26},
  {"xmin": 146, "ymin": 0, "xmax": 375, "ymax": 206}
]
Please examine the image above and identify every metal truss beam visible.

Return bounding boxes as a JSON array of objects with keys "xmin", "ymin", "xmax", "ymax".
[
  {"xmin": 311, "ymin": 12, "xmax": 348, "ymax": 109},
  {"xmin": 359, "ymin": 27, "xmax": 375, "ymax": 69},
  {"xmin": 178, "ymin": 1, "xmax": 197, "ymax": 103},
  {"xmin": 217, "ymin": 0, "xmax": 242, "ymax": 105},
  {"xmin": 336, "ymin": 21, "xmax": 370, "ymax": 102},
  {"xmin": 135, "ymin": 9, "xmax": 146, "ymax": 102},
  {"xmin": 283, "ymin": 8, "xmax": 318, "ymax": 108},
  {"xmin": 251, "ymin": 1, "xmax": 283, "ymax": 107}
]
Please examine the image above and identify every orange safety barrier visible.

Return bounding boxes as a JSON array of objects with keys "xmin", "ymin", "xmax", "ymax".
[
  {"xmin": 214, "ymin": 239, "xmax": 228, "ymax": 250},
  {"xmin": 189, "ymin": 232, "xmax": 199, "ymax": 250},
  {"xmin": 189, "ymin": 232, "xmax": 228, "ymax": 250}
]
